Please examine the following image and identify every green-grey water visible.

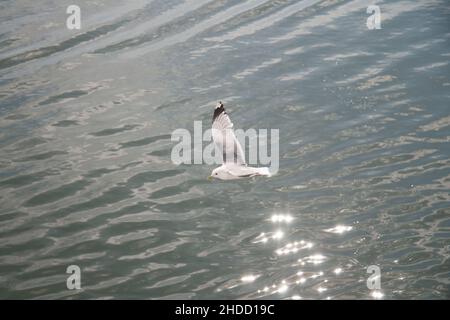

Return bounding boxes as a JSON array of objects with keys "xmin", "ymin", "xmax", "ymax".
[{"xmin": 0, "ymin": 0, "xmax": 449, "ymax": 299}]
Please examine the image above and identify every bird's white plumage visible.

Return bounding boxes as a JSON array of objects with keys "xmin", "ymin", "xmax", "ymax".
[
  {"xmin": 212, "ymin": 103, "xmax": 246, "ymax": 166},
  {"xmin": 210, "ymin": 102, "xmax": 271, "ymax": 180}
]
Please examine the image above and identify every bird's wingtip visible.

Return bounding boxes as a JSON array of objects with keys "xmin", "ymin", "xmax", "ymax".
[{"xmin": 215, "ymin": 101, "xmax": 224, "ymax": 109}]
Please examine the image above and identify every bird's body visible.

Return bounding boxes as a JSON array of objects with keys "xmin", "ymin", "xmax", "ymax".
[
  {"xmin": 209, "ymin": 102, "xmax": 271, "ymax": 180},
  {"xmin": 211, "ymin": 164, "xmax": 271, "ymax": 180}
]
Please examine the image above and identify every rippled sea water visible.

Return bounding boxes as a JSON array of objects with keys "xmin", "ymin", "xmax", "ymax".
[{"xmin": 0, "ymin": 0, "xmax": 449, "ymax": 300}]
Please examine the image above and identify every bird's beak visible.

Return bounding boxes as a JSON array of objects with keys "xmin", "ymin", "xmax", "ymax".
[{"xmin": 207, "ymin": 176, "xmax": 213, "ymax": 181}]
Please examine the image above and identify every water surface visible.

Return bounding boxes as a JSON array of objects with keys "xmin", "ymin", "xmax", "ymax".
[{"xmin": 0, "ymin": 0, "xmax": 449, "ymax": 299}]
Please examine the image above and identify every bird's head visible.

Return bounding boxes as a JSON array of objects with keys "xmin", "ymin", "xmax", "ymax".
[
  {"xmin": 208, "ymin": 167, "xmax": 229, "ymax": 180},
  {"xmin": 208, "ymin": 167, "xmax": 219, "ymax": 180}
]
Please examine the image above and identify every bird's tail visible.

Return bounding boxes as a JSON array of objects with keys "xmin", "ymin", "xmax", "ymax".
[{"xmin": 256, "ymin": 167, "xmax": 271, "ymax": 177}]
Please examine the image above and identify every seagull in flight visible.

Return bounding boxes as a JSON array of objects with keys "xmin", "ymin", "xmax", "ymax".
[{"xmin": 208, "ymin": 101, "xmax": 271, "ymax": 180}]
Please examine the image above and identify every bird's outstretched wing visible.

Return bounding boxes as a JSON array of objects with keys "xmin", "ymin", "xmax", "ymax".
[{"xmin": 212, "ymin": 102, "xmax": 246, "ymax": 165}]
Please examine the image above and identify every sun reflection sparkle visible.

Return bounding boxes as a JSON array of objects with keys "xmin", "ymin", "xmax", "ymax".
[
  {"xmin": 270, "ymin": 214, "xmax": 294, "ymax": 223},
  {"xmin": 324, "ymin": 225, "xmax": 353, "ymax": 234}
]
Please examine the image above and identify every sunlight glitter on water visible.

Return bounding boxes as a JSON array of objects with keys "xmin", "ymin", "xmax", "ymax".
[
  {"xmin": 324, "ymin": 225, "xmax": 353, "ymax": 234},
  {"xmin": 270, "ymin": 214, "xmax": 294, "ymax": 223}
]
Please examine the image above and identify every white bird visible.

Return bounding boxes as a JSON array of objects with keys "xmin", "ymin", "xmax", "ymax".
[{"xmin": 208, "ymin": 101, "xmax": 271, "ymax": 180}]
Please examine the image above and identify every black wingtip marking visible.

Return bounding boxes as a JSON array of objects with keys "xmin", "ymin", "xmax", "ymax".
[{"xmin": 212, "ymin": 101, "xmax": 226, "ymax": 123}]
